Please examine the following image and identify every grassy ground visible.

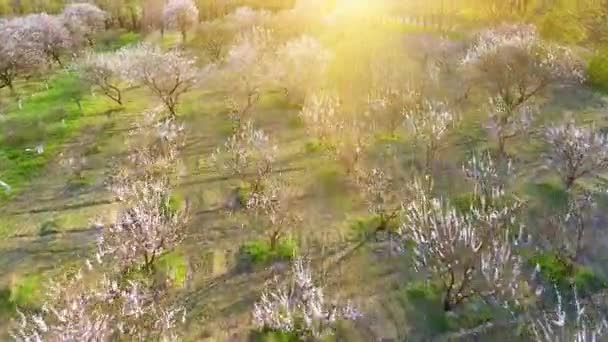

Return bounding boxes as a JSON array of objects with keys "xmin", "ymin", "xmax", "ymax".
[
  {"xmin": 2, "ymin": 28, "xmax": 608, "ymax": 340},
  {"xmin": 0, "ymin": 65, "xmax": 152, "ymax": 330}
]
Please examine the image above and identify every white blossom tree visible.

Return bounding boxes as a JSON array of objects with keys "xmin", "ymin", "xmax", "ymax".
[
  {"xmin": 462, "ymin": 24, "xmax": 584, "ymax": 156},
  {"xmin": 78, "ymin": 51, "xmax": 129, "ymax": 105},
  {"xmin": 355, "ymin": 166, "xmax": 402, "ymax": 238},
  {"xmin": 403, "ymin": 100, "xmax": 456, "ymax": 175},
  {"xmin": 253, "ymin": 258, "xmax": 360, "ymax": 339},
  {"xmin": 554, "ymin": 191, "xmax": 595, "ymax": 262},
  {"xmin": 275, "ymin": 35, "xmax": 332, "ymax": 105},
  {"xmin": 223, "ymin": 26, "xmax": 276, "ymax": 119},
  {"xmin": 130, "ymin": 107, "xmax": 186, "ymax": 160},
  {"xmin": 195, "ymin": 21, "xmax": 232, "ymax": 63},
  {"xmin": 99, "ymin": 110, "xmax": 187, "ymax": 273},
  {"xmin": 101, "ymin": 119, "xmax": 187, "ymax": 273},
  {"xmin": 211, "ymin": 120, "xmax": 277, "ymax": 203},
  {"xmin": 529, "ymin": 289, "xmax": 608, "ymax": 342},
  {"xmin": 163, "ymin": 0, "xmax": 199, "ymax": 42},
  {"xmin": 11, "ymin": 261, "xmax": 185, "ymax": 341},
  {"xmin": 97, "ymin": 175, "xmax": 188, "ymax": 273},
  {"xmin": 0, "ymin": 18, "xmax": 47, "ymax": 94},
  {"xmin": 299, "ymin": 92, "xmax": 371, "ymax": 173},
  {"xmin": 544, "ymin": 119, "xmax": 608, "ymax": 190},
  {"xmin": 120, "ymin": 43, "xmax": 200, "ymax": 118},
  {"xmin": 224, "ymin": 6, "xmax": 271, "ymax": 31},
  {"xmin": 12, "ymin": 105, "xmax": 187, "ymax": 341},
  {"xmin": 367, "ymin": 87, "xmax": 421, "ymax": 135},
  {"xmin": 21, "ymin": 13, "xmax": 72, "ymax": 67},
  {"xmin": 211, "ymin": 120, "xmax": 296, "ymax": 249},
  {"xmin": 463, "ymin": 151, "xmax": 513, "ymax": 202},
  {"xmin": 400, "ymin": 179, "xmax": 526, "ymax": 311},
  {"xmin": 61, "ymin": 3, "xmax": 107, "ymax": 46},
  {"xmin": 246, "ymin": 178, "xmax": 299, "ymax": 250},
  {"xmin": 299, "ymin": 92, "xmax": 342, "ymax": 144},
  {"xmin": 193, "ymin": 6, "xmax": 270, "ymax": 63}
]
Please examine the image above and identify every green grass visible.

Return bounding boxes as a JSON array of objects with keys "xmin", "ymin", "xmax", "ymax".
[
  {"xmin": 250, "ymin": 329, "xmax": 299, "ymax": 342},
  {"xmin": 349, "ymin": 215, "xmax": 382, "ymax": 240},
  {"xmin": 588, "ymin": 46, "xmax": 608, "ymax": 92},
  {"xmin": 0, "ymin": 288, "xmax": 14, "ymax": 317},
  {"xmin": 530, "ymin": 252, "xmax": 607, "ymax": 293},
  {"xmin": 240, "ymin": 238, "xmax": 298, "ymax": 266},
  {"xmin": 97, "ymin": 30, "xmax": 142, "ymax": 51},
  {"xmin": 401, "ymin": 281, "xmax": 450, "ymax": 337},
  {"xmin": 157, "ymin": 251, "xmax": 188, "ymax": 288},
  {"xmin": 0, "ymin": 68, "xmax": 152, "ymax": 205},
  {"xmin": 9, "ymin": 274, "xmax": 44, "ymax": 309},
  {"xmin": 0, "ymin": 72, "xmax": 110, "ymax": 202},
  {"xmin": 1, "ymin": 24, "xmax": 607, "ymax": 341},
  {"xmin": 524, "ymin": 180, "xmax": 569, "ymax": 211}
]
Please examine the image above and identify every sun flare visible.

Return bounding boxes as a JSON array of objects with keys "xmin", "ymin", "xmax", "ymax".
[{"xmin": 0, "ymin": 0, "xmax": 605, "ymax": 340}]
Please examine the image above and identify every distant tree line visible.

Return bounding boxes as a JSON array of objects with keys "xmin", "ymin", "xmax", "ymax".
[
  {"xmin": 389, "ymin": 0, "xmax": 608, "ymax": 45},
  {"xmin": 0, "ymin": 0, "xmax": 296, "ymax": 31}
]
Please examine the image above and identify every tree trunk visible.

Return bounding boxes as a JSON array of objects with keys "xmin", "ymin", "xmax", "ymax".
[
  {"xmin": 497, "ymin": 134, "xmax": 507, "ymax": 159},
  {"xmin": 117, "ymin": 15, "xmax": 126, "ymax": 29},
  {"xmin": 574, "ymin": 219, "xmax": 585, "ymax": 261},
  {"xmin": 131, "ymin": 12, "xmax": 138, "ymax": 31},
  {"xmin": 269, "ymin": 231, "xmax": 280, "ymax": 250},
  {"xmin": 1, "ymin": 76, "xmax": 15, "ymax": 95},
  {"xmin": 443, "ymin": 295, "xmax": 452, "ymax": 311},
  {"xmin": 167, "ymin": 104, "xmax": 177, "ymax": 119},
  {"xmin": 52, "ymin": 53, "xmax": 64, "ymax": 68},
  {"xmin": 106, "ymin": 85, "xmax": 122, "ymax": 105},
  {"xmin": 565, "ymin": 175, "xmax": 575, "ymax": 189},
  {"xmin": 424, "ymin": 144, "xmax": 435, "ymax": 176}
]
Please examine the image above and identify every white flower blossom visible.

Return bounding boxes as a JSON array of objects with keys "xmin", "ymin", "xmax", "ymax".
[{"xmin": 253, "ymin": 258, "xmax": 361, "ymax": 338}]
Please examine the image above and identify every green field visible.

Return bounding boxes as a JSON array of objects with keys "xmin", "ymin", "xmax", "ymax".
[{"xmin": 3, "ymin": 1, "xmax": 608, "ymax": 341}]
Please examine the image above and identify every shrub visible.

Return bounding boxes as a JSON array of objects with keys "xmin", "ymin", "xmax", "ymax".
[
  {"xmin": 0, "ymin": 288, "xmax": 14, "ymax": 316},
  {"xmin": 403, "ymin": 281, "xmax": 450, "ymax": 335},
  {"xmin": 531, "ymin": 252, "xmax": 574, "ymax": 285},
  {"xmin": 250, "ymin": 328, "xmax": 299, "ymax": 342},
  {"xmin": 375, "ymin": 132, "xmax": 405, "ymax": 143},
  {"xmin": 348, "ymin": 214, "xmax": 401, "ymax": 242},
  {"xmin": 273, "ymin": 238, "xmax": 297, "ymax": 260},
  {"xmin": 525, "ymin": 181, "xmax": 569, "ymax": 211},
  {"xmin": 97, "ymin": 30, "xmax": 141, "ymax": 51},
  {"xmin": 588, "ymin": 47, "xmax": 608, "ymax": 91},
  {"xmin": 451, "ymin": 192, "xmax": 482, "ymax": 214},
  {"xmin": 451, "ymin": 191, "xmax": 518, "ymax": 214},
  {"xmin": 164, "ymin": 193, "xmax": 185, "ymax": 217},
  {"xmin": 9, "ymin": 274, "xmax": 43, "ymax": 309},
  {"xmin": 157, "ymin": 251, "xmax": 188, "ymax": 288},
  {"xmin": 303, "ymin": 139, "xmax": 333, "ymax": 154},
  {"xmin": 403, "ymin": 281, "xmax": 502, "ymax": 336},
  {"xmin": 38, "ymin": 220, "xmax": 59, "ymax": 236},
  {"xmin": 573, "ymin": 266, "xmax": 606, "ymax": 293},
  {"xmin": 240, "ymin": 238, "xmax": 297, "ymax": 266},
  {"xmin": 446, "ymin": 299, "xmax": 495, "ymax": 332},
  {"xmin": 236, "ymin": 182, "xmax": 252, "ymax": 208},
  {"xmin": 349, "ymin": 215, "xmax": 381, "ymax": 240},
  {"xmin": 530, "ymin": 252, "xmax": 606, "ymax": 293}
]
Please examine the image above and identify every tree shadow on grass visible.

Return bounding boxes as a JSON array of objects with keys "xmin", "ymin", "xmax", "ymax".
[{"xmin": 7, "ymin": 198, "xmax": 116, "ymax": 216}]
